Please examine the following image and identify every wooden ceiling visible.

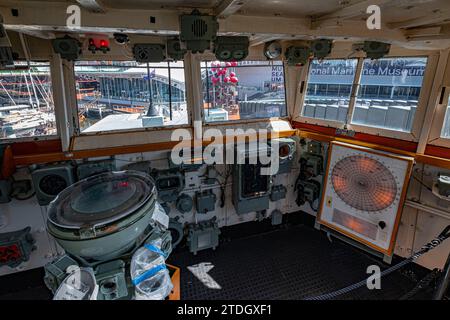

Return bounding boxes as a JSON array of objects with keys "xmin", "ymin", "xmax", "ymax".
[{"xmin": 1, "ymin": 0, "xmax": 450, "ymax": 49}]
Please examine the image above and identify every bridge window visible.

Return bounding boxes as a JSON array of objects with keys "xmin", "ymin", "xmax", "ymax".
[
  {"xmin": 351, "ymin": 57, "xmax": 427, "ymax": 132},
  {"xmin": 0, "ymin": 61, "xmax": 56, "ymax": 140},
  {"xmin": 442, "ymin": 95, "xmax": 450, "ymax": 138},
  {"xmin": 201, "ymin": 61, "xmax": 287, "ymax": 122},
  {"xmin": 302, "ymin": 59, "xmax": 358, "ymax": 123},
  {"xmin": 74, "ymin": 61, "xmax": 187, "ymax": 133}
]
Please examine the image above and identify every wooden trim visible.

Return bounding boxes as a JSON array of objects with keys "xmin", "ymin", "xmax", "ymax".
[
  {"xmin": 7, "ymin": 120, "xmax": 449, "ymax": 169},
  {"xmin": 294, "ymin": 121, "xmax": 450, "ymax": 169},
  {"xmin": 12, "ymin": 130, "xmax": 296, "ymax": 166},
  {"xmin": 388, "ymin": 157, "xmax": 414, "ymax": 255},
  {"xmin": 424, "ymin": 144, "xmax": 450, "ymax": 160},
  {"xmin": 416, "ymin": 154, "xmax": 450, "ymax": 170},
  {"xmin": 11, "ymin": 139, "xmax": 62, "ymax": 156},
  {"xmin": 167, "ymin": 264, "xmax": 180, "ymax": 301},
  {"xmin": 14, "ymin": 152, "xmax": 68, "ymax": 166},
  {"xmin": 293, "ymin": 121, "xmax": 418, "ymax": 153},
  {"xmin": 316, "ymin": 141, "xmax": 415, "ymax": 256},
  {"xmin": 0, "ymin": 145, "xmax": 15, "ymax": 179},
  {"xmin": 77, "ymin": 123, "xmax": 193, "ymax": 138},
  {"xmin": 202, "ymin": 117, "xmax": 291, "ymax": 127}
]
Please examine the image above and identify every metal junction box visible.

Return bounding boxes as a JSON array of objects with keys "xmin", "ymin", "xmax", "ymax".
[
  {"xmin": 195, "ymin": 189, "xmax": 216, "ymax": 213},
  {"xmin": 187, "ymin": 218, "xmax": 220, "ymax": 255},
  {"xmin": 232, "ymin": 145, "xmax": 271, "ymax": 215}
]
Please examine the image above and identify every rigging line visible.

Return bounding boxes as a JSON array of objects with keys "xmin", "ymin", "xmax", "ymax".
[
  {"xmin": 0, "ymin": 80, "xmax": 16, "ymax": 105},
  {"xmin": 304, "ymin": 225, "xmax": 450, "ymax": 300},
  {"xmin": 36, "ymin": 67, "xmax": 53, "ymax": 105},
  {"xmin": 29, "ymin": 72, "xmax": 49, "ymax": 108},
  {"xmin": 23, "ymin": 72, "xmax": 33, "ymax": 107},
  {"xmin": 28, "ymin": 69, "xmax": 40, "ymax": 108},
  {"xmin": 168, "ymin": 61, "xmax": 173, "ymax": 121}
]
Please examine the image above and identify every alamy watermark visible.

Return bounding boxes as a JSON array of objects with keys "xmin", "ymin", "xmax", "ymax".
[
  {"xmin": 367, "ymin": 5, "xmax": 381, "ymax": 30},
  {"xmin": 367, "ymin": 265, "xmax": 381, "ymax": 290},
  {"xmin": 66, "ymin": 5, "xmax": 81, "ymax": 29},
  {"xmin": 170, "ymin": 121, "xmax": 280, "ymax": 175}
]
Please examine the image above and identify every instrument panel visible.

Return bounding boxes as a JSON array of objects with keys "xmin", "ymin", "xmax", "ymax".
[{"xmin": 317, "ymin": 141, "xmax": 414, "ymax": 255}]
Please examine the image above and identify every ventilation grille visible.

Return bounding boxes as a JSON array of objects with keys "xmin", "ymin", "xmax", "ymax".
[{"xmin": 192, "ymin": 18, "xmax": 208, "ymax": 38}]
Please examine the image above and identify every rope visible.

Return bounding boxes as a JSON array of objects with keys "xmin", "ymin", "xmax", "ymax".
[
  {"xmin": 305, "ymin": 225, "xmax": 450, "ymax": 300},
  {"xmin": 399, "ymin": 268, "xmax": 440, "ymax": 300}
]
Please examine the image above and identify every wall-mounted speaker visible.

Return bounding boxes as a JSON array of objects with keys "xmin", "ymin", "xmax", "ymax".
[
  {"xmin": 311, "ymin": 39, "xmax": 333, "ymax": 59},
  {"xmin": 51, "ymin": 36, "xmax": 81, "ymax": 61},
  {"xmin": 133, "ymin": 44, "xmax": 166, "ymax": 63},
  {"xmin": 285, "ymin": 46, "xmax": 311, "ymax": 66},
  {"xmin": 363, "ymin": 41, "xmax": 390, "ymax": 60},
  {"xmin": 31, "ymin": 164, "xmax": 75, "ymax": 206},
  {"xmin": 166, "ymin": 38, "xmax": 186, "ymax": 61},
  {"xmin": 213, "ymin": 36, "xmax": 249, "ymax": 62},
  {"xmin": 179, "ymin": 9, "xmax": 218, "ymax": 53}
]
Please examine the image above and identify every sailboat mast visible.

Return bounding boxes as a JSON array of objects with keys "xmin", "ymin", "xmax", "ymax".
[
  {"xmin": 28, "ymin": 69, "xmax": 40, "ymax": 108},
  {"xmin": 23, "ymin": 72, "xmax": 33, "ymax": 107}
]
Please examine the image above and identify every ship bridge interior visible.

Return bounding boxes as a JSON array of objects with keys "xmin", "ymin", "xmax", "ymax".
[{"xmin": 0, "ymin": 0, "xmax": 450, "ymax": 302}]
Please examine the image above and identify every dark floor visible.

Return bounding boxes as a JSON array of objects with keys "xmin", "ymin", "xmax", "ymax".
[
  {"xmin": 168, "ymin": 222, "xmax": 434, "ymax": 300},
  {"xmin": 0, "ymin": 212, "xmax": 440, "ymax": 300}
]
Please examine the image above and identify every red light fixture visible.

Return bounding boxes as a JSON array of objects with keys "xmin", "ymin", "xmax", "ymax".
[{"xmin": 87, "ymin": 38, "xmax": 110, "ymax": 54}]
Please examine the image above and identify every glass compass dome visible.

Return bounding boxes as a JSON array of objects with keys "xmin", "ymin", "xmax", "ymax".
[{"xmin": 47, "ymin": 171, "xmax": 157, "ymax": 261}]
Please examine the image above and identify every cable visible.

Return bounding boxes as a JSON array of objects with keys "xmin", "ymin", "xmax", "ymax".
[
  {"xmin": 412, "ymin": 174, "xmax": 433, "ymax": 192},
  {"xmin": 304, "ymin": 225, "xmax": 450, "ymax": 300},
  {"xmin": 399, "ymin": 268, "xmax": 440, "ymax": 300},
  {"xmin": 217, "ymin": 165, "xmax": 232, "ymax": 208},
  {"xmin": 309, "ymin": 199, "xmax": 319, "ymax": 212}
]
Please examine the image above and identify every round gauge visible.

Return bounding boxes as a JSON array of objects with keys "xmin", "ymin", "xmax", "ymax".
[
  {"xmin": 46, "ymin": 171, "xmax": 158, "ymax": 261},
  {"xmin": 331, "ymin": 155, "xmax": 398, "ymax": 212},
  {"xmin": 39, "ymin": 174, "xmax": 68, "ymax": 196},
  {"xmin": 279, "ymin": 144, "xmax": 291, "ymax": 159},
  {"xmin": 264, "ymin": 41, "xmax": 282, "ymax": 59},
  {"xmin": 48, "ymin": 171, "xmax": 155, "ymax": 230}
]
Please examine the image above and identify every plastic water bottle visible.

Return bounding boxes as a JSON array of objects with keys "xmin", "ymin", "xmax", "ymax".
[{"xmin": 130, "ymin": 240, "xmax": 173, "ymax": 300}]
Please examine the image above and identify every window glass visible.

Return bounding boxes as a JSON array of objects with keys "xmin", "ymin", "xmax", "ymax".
[
  {"xmin": 201, "ymin": 61, "xmax": 287, "ymax": 122},
  {"xmin": 302, "ymin": 59, "xmax": 358, "ymax": 122},
  {"xmin": 74, "ymin": 61, "xmax": 187, "ymax": 133},
  {"xmin": 441, "ymin": 95, "xmax": 450, "ymax": 138},
  {"xmin": 0, "ymin": 61, "xmax": 56, "ymax": 139},
  {"xmin": 351, "ymin": 57, "xmax": 427, "ymax": 132}
]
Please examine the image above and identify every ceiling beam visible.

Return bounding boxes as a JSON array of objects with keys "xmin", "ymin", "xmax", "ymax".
[
  {"xmin": 388, "ymin": 10, "xmax": 450, "ymax": 29},
  {"xmin": 313, "ymin": 0, "xmax": 391, "ymax": 23},
  {"xmin": 404, "ymin": 26, "xmax": 442, "ymax": 39},
  {"xmin": 76, "ymin": 0, "xmax": 106, "ymax": 13},
  {"xmin": 214, "ymin": 0, "xmax": 247, "ymax": 19},
  {"xmin": 249, "ymin": 35, "xmax": 282, "ymax": 47},
  {"xmin": 16, "ymin": 29, "xmax": 55, "ymax": 40},
  {"xmin": 0, "ymin": 3, "xmax": 409, "ymax": 44}
]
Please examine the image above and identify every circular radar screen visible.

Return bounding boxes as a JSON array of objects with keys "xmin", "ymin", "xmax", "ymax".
[{"xmin": 331, "ymin": 155, "xmax": 397, "ymax": 212}]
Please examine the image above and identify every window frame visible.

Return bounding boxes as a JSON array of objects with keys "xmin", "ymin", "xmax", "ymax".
[
  {"xmin": 0, "ymin": 60, "xmax": 60, "ymax": 143},
  {"xmin": 294, "ymin": 53, "xmax": 439, "ymax": 143},
  {"xmin": 196, "ymin": 57, "xmax": 290, "ymax": 127},
  {"xmin": 294, "ymin": 57, "xmax": 362, "ymax": 130},
  {"xmin": 427, "ymin": 86, "xmax": 450, "ymax": 148},
  {"xmin": 72, "ymin": 60, "xmax": 192, "ymax": 137}
]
